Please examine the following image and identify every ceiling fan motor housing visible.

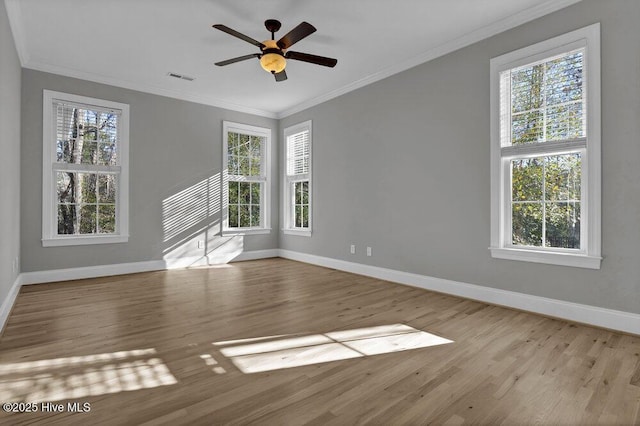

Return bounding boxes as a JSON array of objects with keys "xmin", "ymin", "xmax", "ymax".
[{"xmin": 264, "ymin": 19, "xmax": 282, "ymax": 35}]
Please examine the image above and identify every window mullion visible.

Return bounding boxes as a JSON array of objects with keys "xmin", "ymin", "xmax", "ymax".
[
  {"xmin": 288, "ymin": 173, "xmax": 309, "ymax": 182},
  {"xmin": 501, "ymin": 138, "xmax": 586, "ymax": 158},
  {"xmin": 53, "ymin": 163, "xmax": 121, "ymax": 173},
  {"xmin": 541, "ymin": 159, "xmax": 547, "ymax": 248},
  {"xmin": 293, "ymin": 181, "xmax": 298, "ymax": 227},
  {"xmin": 542, "ymin": 60, "xmax": 548, "ymax": 143}
]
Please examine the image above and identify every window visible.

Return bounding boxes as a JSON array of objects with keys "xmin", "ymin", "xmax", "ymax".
[
  {"xmin": 222, "ymin": 121, "xmax": 271, "ymax": 234},
  {"xmin": 490, "ymin": 24, "xmax": 601, "ymax": 269},
  {"xmin": 42, "ymin": 90, "xmax": 129, "ymax": 246},
  {"xmin": 283, "ymin": 121, "xmax": 312, "ymax": 236}
]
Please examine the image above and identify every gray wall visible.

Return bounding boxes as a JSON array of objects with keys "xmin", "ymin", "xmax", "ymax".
[
  {"xmin": 21, "ymin": 70, "xmax": 279, "ymax": 272},
  {"xmin": 280, "ymin": 0, "xmax": 640, "ymax": 314},
  {"xmin": 0, "ymin": 0, "xmax": 21, "ymax": 306}
]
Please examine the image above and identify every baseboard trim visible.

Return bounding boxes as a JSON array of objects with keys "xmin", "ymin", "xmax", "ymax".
[
  {"xmin": 20, "ymin": 249, "xmax": 278, "ymax": 286},
  {"xmin": 278, "ymin": 250, "xmax": 640, "ymax": 336},
  {"xmin": 0, "ymin": 274, "xmax": 23, "ymax": 336},
  {"xmin": 21, "ymin": 260, "xmax": 166, "ymax": 285},
  {"xmin": 234, "ymin": 249, "xmax": 279, "ymax": 262}
]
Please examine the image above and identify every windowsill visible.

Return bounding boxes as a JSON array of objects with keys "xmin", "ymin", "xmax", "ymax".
[
  {"xmin": 222, "ymin": 228, "xmax": 271, "ymax": 236},
  {"xmin": 489, "ymin": 247, "xmax": 601, "ymax": 269},
  {"xmin": 283, "ymin": 229, "xmax": 312, "ymax": 237},
  {"xmin": 43, "ymin": 235, "xmax": 129, "ymax": 247}
]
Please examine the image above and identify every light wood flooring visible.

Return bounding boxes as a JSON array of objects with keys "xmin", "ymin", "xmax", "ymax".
[{"xmin": 0, "ymin": 258, "xmax": 639, "ymax": 425}]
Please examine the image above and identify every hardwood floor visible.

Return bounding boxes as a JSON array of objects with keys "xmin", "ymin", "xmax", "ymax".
[{"xmin": 0, "ymin": 258, "xmax": 639, "ymax": 425}]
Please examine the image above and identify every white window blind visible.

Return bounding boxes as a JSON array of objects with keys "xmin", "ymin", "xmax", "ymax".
[
  {"xmin": 287, "ymin": 130, "xmax": 310, "ymax": 176},
  {"xmin": 54, "ymin": 101, "xmax": 121, "ymax": 167}
]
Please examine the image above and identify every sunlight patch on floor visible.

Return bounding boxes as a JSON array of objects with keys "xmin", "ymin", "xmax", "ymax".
[
  {"xmin": 0, "ymin": 348, "xmax": 177, "ymax": 403},
  {"xmin": 214, "ymin": 324, "xmax": 453, "ymax": 373},
  {"xmin": 200, "ymin": 353, "xmax": 226, "ymax": 374}
]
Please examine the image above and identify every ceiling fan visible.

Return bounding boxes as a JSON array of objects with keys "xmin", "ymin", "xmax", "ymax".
[{"xmin": 213, "ymin": 19, "xmax": 337, "ymax": 82}]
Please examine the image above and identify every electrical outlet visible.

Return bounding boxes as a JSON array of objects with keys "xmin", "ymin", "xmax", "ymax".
[
  {"xmin": 366, "ymin": 247, "xmax": 372, "ymax": 257},
  {"xmin": 197, "ymin": 240, "xmax": 205, "ymax": 249},
  {"xmin": 350, "ymin": 244, "xmax": 356, "ymax": 254}
]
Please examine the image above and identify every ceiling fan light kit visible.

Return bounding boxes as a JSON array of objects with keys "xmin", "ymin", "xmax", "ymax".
[
  {"xmin": 213, "ymin": 19, "xmax": 337, "ymax": 82},
  {"xmin": 259, "ymin": 40, "xmax": 287, "ymax": 74}
]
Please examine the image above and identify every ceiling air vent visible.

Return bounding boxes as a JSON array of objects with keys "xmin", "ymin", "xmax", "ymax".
[{"xmin": 167, "ymin": 72, "xmax": 195, "ymax": 81}]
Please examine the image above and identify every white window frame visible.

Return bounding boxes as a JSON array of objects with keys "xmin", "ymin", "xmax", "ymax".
[
  {"xmin": 222, "ymin": 121, "xmax": 271, "ymax": 235},
  {"xmin": 489, "ymin": 23, "xmax": 601, "ymax": 269},
  {"xmin": 42, "ymin": 90, "xmax": 129, "ymax": 247},
  {"xmin": 283, "ymin": 121, "xmax": 312, "ymax": 236}
]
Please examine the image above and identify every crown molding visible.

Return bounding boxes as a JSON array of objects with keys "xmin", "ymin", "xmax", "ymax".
[{"xmin": 276, "ymin": 0, "xmax": 583, "ymax": 118}]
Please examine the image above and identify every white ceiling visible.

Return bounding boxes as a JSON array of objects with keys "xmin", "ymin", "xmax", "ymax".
[{"xmin": 5, "ymin": 0, "xmax": 581, "ymax": 118}]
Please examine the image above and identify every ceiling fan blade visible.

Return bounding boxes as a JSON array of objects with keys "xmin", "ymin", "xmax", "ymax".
[
  {"xmin": 212, "ymin": 24, "xmax": 265, "ymax": 49},
  {"xmin": 215, "ymin": 53, "xmax": 261, "ymax": 66},
  {"xmin": 277, "ymin": 22, "xmax": 316, "ymax": 50},
  {"xmin": 285, "ymin": 51, "xmax": 337, "ymax": 68},
  {"xmin": 274, "ymin": 70, "xmax": 287, "ymax": 82}
]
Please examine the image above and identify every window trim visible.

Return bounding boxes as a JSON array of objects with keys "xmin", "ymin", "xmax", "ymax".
[
  {"xmin": 283, "ymin": 120, "xmax": 312, "ymax": 237},
  {"xmin": 42, "ymin": 90, "xmax": 130, "ymax": 247},
  {"xmin": 222, "ymin": 121, "xmax": 271, "ymax": 235},
  {"xmin": 489, "ymin": 23, "xmax": 601, "ymax": 269}
]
